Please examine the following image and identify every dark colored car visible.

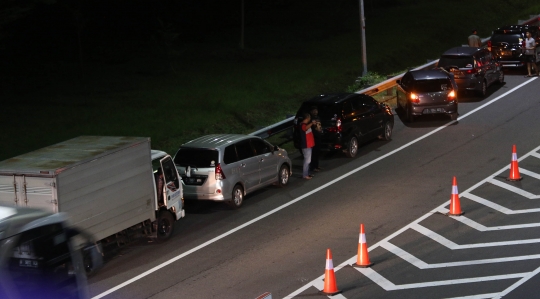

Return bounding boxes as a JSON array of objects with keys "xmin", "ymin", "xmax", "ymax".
[
  {"xmin": 437, "ymin": 47, "xmax": 504, "ymax": 97},
  {"xmin": 293, "ymin": 93, "xmax": 394, "ymax": 158},
  {"xmin": 489, "ymin": 25, "xmax": 540, "ymax": 68},
  {"xmin": 396, "ymin": 69, "xmax": 458, "ymax": 122}
]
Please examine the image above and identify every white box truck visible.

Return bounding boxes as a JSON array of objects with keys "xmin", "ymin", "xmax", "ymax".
[{"xmin": 0, "ymin": 136, "xmax": 185, "ymax": 272}]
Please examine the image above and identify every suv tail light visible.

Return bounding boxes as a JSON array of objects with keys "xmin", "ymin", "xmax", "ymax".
[
  {"xmin": 327, "ymin": 118, "xmax": 342, "ymax": 133},
  {"xmin": 215, "ymin": 163, "xmax": 225, "ymax": 180},
  {"xmin": 409, "ymin": 93, "xmax": 420, "ymax": 103},
  {"xmin": 487, "ymin": 40, "xmax": 492, "ymax": 51},
  {"xmin": 447, "ymin": 90, "xmax": 456, "ymax": 101},
  {"xmin": 465, "ymin": 68, "xmax": 478, "ymax": 75}
]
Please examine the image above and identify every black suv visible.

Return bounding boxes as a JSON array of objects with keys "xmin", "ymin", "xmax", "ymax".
[
  {"xmin": 489, "ymin": 25, "xmax": 540, "ymax": 68},
  {"xmin": 437, "ymin": 47, "xmax": 504, "ymax": 97},
  {"xmin": 293, "ymin": 93, "xmax": 394, "ymax": 158}
]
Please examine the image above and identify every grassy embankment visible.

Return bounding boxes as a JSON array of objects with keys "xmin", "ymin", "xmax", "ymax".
[{"xmin": 1, "ymin": 0, "xmax": 539, "ymax": 160}]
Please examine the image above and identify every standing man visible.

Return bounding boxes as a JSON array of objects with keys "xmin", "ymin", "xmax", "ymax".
[
  {"xmin": 309, "ymin": 106, "xmax": 322, "ymax": 173},
  {"xmin": 524, "ymin": 31, "xmax": 539, "ymax": 77},
  {"xmin": 300, "ymin": 113, "xmax": 315, "ymax": 180},
  {"xmin": 468, "ymin": 29, "xmax": 482, "ymax": 47}
]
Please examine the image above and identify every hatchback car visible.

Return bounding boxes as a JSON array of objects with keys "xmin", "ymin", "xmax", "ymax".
[
  {"xmin": 396, "ymin": 69, "xmax": 458, "ymax": 122},
  {"xmin": 293, "ymin": 93, "xmax": 394, "ymax": 158},
  {"xmin": 173, "ymin": 134, "xmax": 291, "ymax": 208},
  {"xmin": 489, "ymin": 24, "xmax": 540, "ymax": 68},
  {"xmin": 437, "ymin": 47, "xmax": 504, "ymax": 97}
]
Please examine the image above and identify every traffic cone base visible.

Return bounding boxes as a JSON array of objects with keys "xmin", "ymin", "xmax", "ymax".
[{"xmin": 507, "ymin": 145, "xmax": 522, "ymax": 181}]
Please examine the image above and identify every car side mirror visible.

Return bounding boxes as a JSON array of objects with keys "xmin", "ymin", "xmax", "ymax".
[{"xmin": 273, "ymin": 145, "xmax": 279, "ymax": 152}]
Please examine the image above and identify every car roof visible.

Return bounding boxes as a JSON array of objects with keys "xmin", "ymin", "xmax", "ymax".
[
  {"xmin": 493, "ymin": 25, "xmax": 536, "ymax": 34},
  {"xmin": 442, "ymin": 47, "xmax": 484, "ymax": 56},
  {"xmin": 181, "ymin": 134, "xmax": 257, "ymax": 149},
  {"xmin": 407, "ymin": 69, "xmax": 450, "ymax": 80},
  {"xmin": 303, "ymin": 93, "xmax": 368, "ymax": 105}
]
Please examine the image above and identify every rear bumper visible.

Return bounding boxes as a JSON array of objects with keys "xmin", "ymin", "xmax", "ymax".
[{"xmin": 411, "ymin": 102, "xmax": 457, "ymax": 116}]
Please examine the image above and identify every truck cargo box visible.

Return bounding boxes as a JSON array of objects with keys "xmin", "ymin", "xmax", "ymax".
[{"xmin": 0, "ymin": 136, "xmax": 156, "ymax": 241}]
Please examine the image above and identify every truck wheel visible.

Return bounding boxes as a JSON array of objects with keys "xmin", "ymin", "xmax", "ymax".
[
  {"xmin": 157, "ymin": 210, "xmax": 174, "ymax": 241},
  {"xmin": 278, "ymin": 165, "xmax": 290, "ymax": 187},
  {"xmin": 228, "ymin": 185, "xmax": 244, "ymax": 209}
]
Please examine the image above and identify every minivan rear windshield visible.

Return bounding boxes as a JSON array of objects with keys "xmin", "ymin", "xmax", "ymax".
[
  {"xmin": 438, "ymin": 56, "xmax": 474, "ymax": 68},
  {"xmin": 413, "ymin": 79, "xmax": 452, "ymax": 92},
  {"xmin": 173, "ymin": 148, "xmax": 219, "ymax": 168},
  {"xmin": 490, "ymin": 34, "xmax": 522, "ymax": 45}
]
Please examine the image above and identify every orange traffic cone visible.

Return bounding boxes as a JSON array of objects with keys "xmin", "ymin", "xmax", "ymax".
[
  {"xmin": 448, "ymin": 176, "xmax": 464, "ymax": 216},
  {"xmin": 507, "ymin": 145, "xmax": 522, "ymax": 181},
  {"xmin": 355, "ymin": 224, "xmax": 374, "ymax": 268},
  {"xmin": 320, "ymin": 249, "xmax": 341, "ymax": 296}
]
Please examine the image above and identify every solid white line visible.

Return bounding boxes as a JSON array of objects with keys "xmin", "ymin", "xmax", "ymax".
[
  {"xmin": 355, "ymin": 267, "xmax": 526, "ymax": 290},
  {"xmin": 381, "ymin": 241, "xmax": 540, "ymax": 269},
  {"xmin": 93, "ymin": 80, "xmax": 538, "ymax": 299},
  {"xmin": 488, "ymin": 179, "xmax": 539, "ymax": 199},
  {"xmin": 519, "ymin": 168, "xmax": 540, "ymax": 180},
  {"xmin": 493, "ymin": 265, "xmax": 540, "ymax": 299},
  {"xmin": 444, "ymin": 293, "xmax": 503, "ymax": 299},
  {"xmin": 437, "ymin": 207, "xmax": 540, "ymax": 230},
  {"xmin": 530, "ymin": 152, "xmax": 540, "ymax": 159},
  {"xmin": 411, "ymin": 223, "xmax": 540, "ymax": 249}
]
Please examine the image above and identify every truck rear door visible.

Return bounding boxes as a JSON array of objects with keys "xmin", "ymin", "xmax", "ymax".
[{"xmin": 0, "ymin": 175, "xmax": 56, "ymax": 212}]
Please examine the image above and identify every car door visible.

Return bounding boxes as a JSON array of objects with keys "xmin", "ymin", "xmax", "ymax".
[
  {"xmin": 159, "ymin": 155, "xmax": 182, "ymax": 208},
  {"xmin": 250, "ymin": 138, "xmax": 278, "ymax": 185},
  {"xmin": 234, "ymin": 139, "xmax": 260, "ymax": 192},
  {"xmin": 351, "ymin": 96, "xmax": 379, "ymax": 140}
]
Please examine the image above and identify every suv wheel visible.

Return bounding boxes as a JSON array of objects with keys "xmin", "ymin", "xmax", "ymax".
[
  {"xmin": 345, "ymin": 136, "xmax": 358, "ymax": 158},
  {"xmin": 228, "ymin": 185, "xmax": 244, "ymax": 209},
  {"xmin": 278, "ymin": 164, "xmax": 289, "ymax": 187},
  {"xmin": 379, "ymin": 121, "xmax": 393, "ymax": 141},
  {"xmin": 478, "ymin": 80, "xmax": 487, "ymax": 97}
]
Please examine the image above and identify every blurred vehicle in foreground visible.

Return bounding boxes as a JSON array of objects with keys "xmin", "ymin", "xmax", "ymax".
[
  {"xmin": 437, "ymin": 46, "xmax": 504, "ymax": 97},
  {"xmin": 293, "ymin": 93, "xmax": 394, "ymax": 158},
  {"xmin": 0, "ymin": 136, "xmax": 185, "ymax": 273},
  {"xmin": 174, "ymin": 134, "xmax": 291, "ymax": 209},
  {"xmin": 396, "ymin": 69, "xmax": 458, "ymax": 122},
  {"xmin": 0, "ymin": 206, "xmax": 102, "ymax": 299}
]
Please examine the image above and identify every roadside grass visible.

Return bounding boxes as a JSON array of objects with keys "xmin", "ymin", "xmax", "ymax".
[{"xmin": 1, "ymin": 0, "xmax": 538, "ymax": 160}]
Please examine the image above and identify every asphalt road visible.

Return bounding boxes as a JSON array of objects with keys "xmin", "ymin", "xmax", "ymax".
[{"xmin": 88, "ymin": 73, "xmax": 540, "ymax": 299}]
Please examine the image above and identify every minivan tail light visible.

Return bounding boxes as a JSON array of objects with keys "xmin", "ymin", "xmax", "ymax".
[
  {"xmin": 215, "ymin": 163, "xmax": 225, "ymax": 180},
  {"xmin": 327, "ymin": 118, "xmax": 342, "ymax": 133},
  {"xmin": 409, "ymin": 93, "xmax": 420, "ymax": 103},
  {"xmin": 447, "ymin": 90, "xmax": 456, "ymax": 101}
]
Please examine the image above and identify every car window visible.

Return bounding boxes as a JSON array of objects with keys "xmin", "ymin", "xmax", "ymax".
[
  {"xmin": 412, "ymin": 79, "xmax": 452, "ymax": 92},
  {"xmin": 356, "ymin": 96, "xmax": 377, "ymax": 113},
  {"xmin": 298, "ymin": 103, "xmax": 338, "ymax": 121},
  {"xmin": 439, "ymin": 55, "xmax": 474, "ymax": 68},
  {"xmin": 491, "ymin": 33, "xmax": 523, "ymax": 45},
  {"xmin": 251, "ymin": 138, "xmax": 271, "ymax": 155},
  {"xmin": 223, "ymin": 145, "xmax": 238, "ymax": 164},
  {"xmin": 342, "ymin": 100, "xmax": 353, "ymax": 115},
  {"xmin": 402, "ymin": 73, "xmax": 413, "ymax": 89},
  {"xmin": 235, "ymin": 140, "xmax": 255, "ymax": 161},
  {"xmin": 174, "ymin": 148, "xmax": 219, "ymax": 168}
]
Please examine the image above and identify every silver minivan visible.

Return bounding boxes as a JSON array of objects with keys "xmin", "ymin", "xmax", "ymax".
[{"xmin": 173, "ymin": 134, "xmax": 292, "ymax": 208}]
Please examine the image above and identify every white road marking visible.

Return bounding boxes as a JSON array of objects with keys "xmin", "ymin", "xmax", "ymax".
[
  {"xmin": 92, "ymin": 80, "xmax": 538, "ymax": 299},
  {"xmin": 519, "ymin": 168, "xmax": 540, "ymax": 180},
  {"xmin": 380, "ymin": 241, "xmax": 540, "ymax": 269},
  {"xmin": 437, "ymin": 207, "xmax": 540, "ymax": 230},
  {"xmin": 461, "ymin": 193, "xmax": 540, "ymax": 214},
  {"xmin": 443, "ymin": 293, "xmax": 503, "ymax": 299},
  {"xmin": 355, "ymin": 267, "xmax": 526, "ymax": 290},
  {"xmin": 488, "ymin": 178, "xmax": 540, "ymax": 199}
]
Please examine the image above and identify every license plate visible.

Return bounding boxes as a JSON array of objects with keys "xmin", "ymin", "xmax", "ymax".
[
  {"xmin": 424, "ymin": 108, "xmax": 444, "ymax": 114},
  {"xmin": 19, "ymin": 259, "xmax": 39, "ymax": 268}
]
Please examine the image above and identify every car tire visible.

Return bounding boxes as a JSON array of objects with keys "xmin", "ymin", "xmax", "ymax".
[
  {"xmin": 379, "ymin": 121, "xmax": 393, "ymax": 141},
  {"xmin": 228, "ymin": 185, "xmax": 244, "ymax": 209},
  {"xmin": 157, "ymin": 210, "xmax": 175, "ymax": 241},
  {"xmin": 345, "ymin": 136, "xmax": 358, "ymax": 158},
  {"xmin": 278, "ymin": 164, "xmax": 290, "ymax": 187},
  {"xmin": 477, "ymin": 80, "xmax": 487, "ymax": 97},
  {"xmin": 450, "ymin": 113, "xmax": 458, "ymax": 121},
  {"xmin": 497, "ymin": 71, "xmax": 504, "ymax": 84},
  {"xmin": 406, "ymin": 104, "xmax": 414, "ymax": 123}
]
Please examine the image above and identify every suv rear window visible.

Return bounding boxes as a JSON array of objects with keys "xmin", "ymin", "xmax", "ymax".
[
  {"xmin": 299, "ymin": 103, "xmax": 339, "ymax": 120},
  {"xmin": 491, "ymin": 33, "xmax": 522, "ymax": 45},
  {"xmin": 174, "ymin": 148, "xmax": 219, "ymax": 168},
  {"xmin": 412, "ymin": 79, "xmax": 452, "ymax": 92},
  {"xmin": 439, "ymin": 56, "xmax": 474, "ymax": 68}
]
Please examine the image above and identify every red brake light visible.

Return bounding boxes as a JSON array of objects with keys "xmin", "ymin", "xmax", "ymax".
[
  {"xmin": 327, "ymin": 118, "xmax": 342, "ymax": 133},
  {"xmin": 447, "ymin": 90, "xmax": 456, "ymax": 101},
  {"xmin": 465, "ymin": 68, "xmax": 478, "ymax": 74},
  {"xmin": 215, "ymin": 163, "xmax": 225, "ymax": 180},
  {"xmin": 409, "ymin": 93, "xmax": 420, "ymax": 103}
]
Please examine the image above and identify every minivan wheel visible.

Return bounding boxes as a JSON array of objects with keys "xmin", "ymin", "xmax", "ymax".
[
  {"xmin": 278, "ymin": 165, "xmax": 290, "ymax": 187},
  {"xmin": 450, "ymin": 113, "xmax": 458, "ymax": 121},
  {"xmin": 379, "ymin": 121, "xmax": 393, "ymax": 141},
  {"xmin": 345, "ymin": 136, "xmax": 358, "ymax": 158},
  {"xmin": 478, "ymin": 80, "xmax": 487, "ymax": 97},
  {"xmin": 228, "ymin": 185, "xmax": 244, "ymax": 209}
]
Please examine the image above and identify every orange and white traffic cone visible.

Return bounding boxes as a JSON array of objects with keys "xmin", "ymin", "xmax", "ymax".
[
  {"xmin": 320, "ymin": 249, "xmax": 341, "ymax": 296},
  {"xmin": 355, "ymin": 223, "xmax": 373, "ymax": 268},
  {"xmin": 448, "ymin": 176, "xmax": 464, "ymax": 216},
  {"xmin": 507, "ymin": 144, "xmax": 522, "ymax": 181}
]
